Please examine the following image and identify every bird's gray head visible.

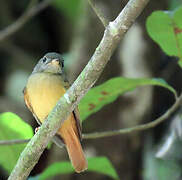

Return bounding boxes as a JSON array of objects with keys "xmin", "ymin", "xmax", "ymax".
[{"xmin": 32, "ymin": 52, "xmax": 64, "ymax": 74}]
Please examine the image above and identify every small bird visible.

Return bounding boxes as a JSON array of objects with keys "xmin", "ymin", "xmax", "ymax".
[{"xmin": 23, "ymin": 52, "xmax": 87, "ymax": 173}]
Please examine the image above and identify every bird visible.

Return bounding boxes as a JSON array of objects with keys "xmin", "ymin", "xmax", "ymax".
[{"xmin": 23, "ymin": 52, "xmax": 87, "ymax": 173}]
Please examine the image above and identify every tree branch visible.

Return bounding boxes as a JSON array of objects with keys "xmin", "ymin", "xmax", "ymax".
[
  {"xmin": 8, "ymin": 0, "xmax": 149, "ymax": 179},
  {"xmin": 0, "ymin": 0, "xmax": 52, "ymax": 42},
  {"xmin": 88, "ymin": 0, "xmax": 109, "ymax": 27}
]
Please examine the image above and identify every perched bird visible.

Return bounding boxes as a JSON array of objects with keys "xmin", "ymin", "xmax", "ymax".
[{"xmin": 23, "ymin": 52, "xmax": 87, "ymax": 173}]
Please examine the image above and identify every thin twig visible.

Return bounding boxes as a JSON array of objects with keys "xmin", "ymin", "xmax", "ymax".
[
  {"xmin": 1, "ymin": 93, "xmax": 182, "ymax": 145},
  {"xmin": 83, "ymin": 93, "xmax": 182, "ymax": 139},
  {"xmin": 26, "ymin": 0, "xmax": 38, "ymax": 9},
  {"xmin": 0, "ymin": 139, "xmax": 30, "ymax": 145},
  {"xmin": 88, "ymin": 0, "xmax": 109, "ymax": 27},
  {"xmin": 0, "ymin": 0, "xmax": 52, "ymax": 42},
  {"xmin": 8, "ymin": 0, "xmax": 149, "ymax": 179}
]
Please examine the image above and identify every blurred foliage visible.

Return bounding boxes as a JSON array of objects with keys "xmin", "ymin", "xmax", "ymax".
[
  {"xmin": 146, "ymin": 6, "xmax": 182, "ymax": 66},
  {"xmin": 29, "ymin": 157, "xmax": 119, "ymax": 180},
  {"xmin": 79, "ymin": 77, "xmax": 176, "ymax": 121},
  {"xmin": 168, "ymin": 0, "xmax": 182, "ymax": 10},
  {"xmin": 156, "ymin": 113, "xmax": 182, "ymax": 160},
  {"xmin": 53, "ymin": 0, "xmax": 82, "ymax": 21},
  {"xmin": 0, "ymin": 112, "xmax": 33, "ymax": 173},
  {"xmin": 0, "ymin": 0, "xmax": 182, "ymax": 179},
  {"xmin": 144, "ymin": 4, "xmax": 182, "ymax": 180},
  {"xmin": 5, "ymin": 70, "xmax": 29, "ymax": 104},
  {"xmin": 143, "ymin": 145, "xmax": 181, "ymax": 180}
]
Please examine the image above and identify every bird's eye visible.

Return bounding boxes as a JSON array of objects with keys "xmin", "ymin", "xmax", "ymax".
[{"xmin": 42, "ymin": 57, "xmax": 47, "ymax": 63}]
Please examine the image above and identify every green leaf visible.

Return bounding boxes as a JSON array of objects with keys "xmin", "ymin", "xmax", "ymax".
[
  {"xmin": 178, "ymin": 59, "xmax": 182, "ymax": 67},
  {"xmin": 52, "ymin": 0, "xmax": 82, "ymax": 21},
  {"xmin": 87, "ymin": 157, "xmax": 119, "ymax": 180},
  {"xmin": 146, "ymin": 7, "xmax": 182, "ymax": 59},
  {"xmin": 79, "ymin": 77, "xmax": 176, "ymax": 121},
  {"xmin": 31, "ymin": 157, "xmax": 119, "ymax": 180},
  {"xmin": 0, "ymin": 112, "xmax": 33, "ymax": 173}
]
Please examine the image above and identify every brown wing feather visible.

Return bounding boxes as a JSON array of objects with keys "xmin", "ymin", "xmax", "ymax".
[
  {"xmin": 73, "ymin": 107, "xmax": 82, "ymax": 140},
  {"xmin": 23, "ymin": 87, "xmax": 32, "ymax": 112},
  {"xmin": 23, "ymin": 87, "xmax": 41, "ymax": 125},
  {"xmin": 63, "ymin": 79, "xmax": 82, "ymax": 141}
]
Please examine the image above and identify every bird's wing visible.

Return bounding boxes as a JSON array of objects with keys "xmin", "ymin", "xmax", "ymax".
[
  {"xmin": 23, "ymin": 87, "xmax": 41, "ymax": 125},
  {"xmin": 64, "ymin": 77, "xmax": 82, "ymax": 140},
  {"xmin": 73, "ymin": 107, "xmax": 82, "ymax": 140},
  {"xmin": 62, "ymin": 78, "xmax": 82, "ymax": 141}
]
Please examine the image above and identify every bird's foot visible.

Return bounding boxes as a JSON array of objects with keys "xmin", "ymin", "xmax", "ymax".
[{"xmin": 35, "ymin": 127, "xmax": 40, "ymax": 133}]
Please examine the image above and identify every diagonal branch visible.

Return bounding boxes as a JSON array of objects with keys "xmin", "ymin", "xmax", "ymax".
[
  {"xmin": 8, "ymin": 0, "xmax": 149, "ymax": 179},
  {"xmin": 0, "ymin": 0, "xmax": 52, "ymax": 42}
]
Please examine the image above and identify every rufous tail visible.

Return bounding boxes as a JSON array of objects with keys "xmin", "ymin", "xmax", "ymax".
[{"xmin": 59, "ymin": 125, "xmax": 88, "ymax": 173}]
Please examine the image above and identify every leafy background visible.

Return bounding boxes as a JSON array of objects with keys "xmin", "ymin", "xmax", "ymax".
[{"xmin": 0, "ymin": 0, "xmax": 182, "ymax": 180}]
